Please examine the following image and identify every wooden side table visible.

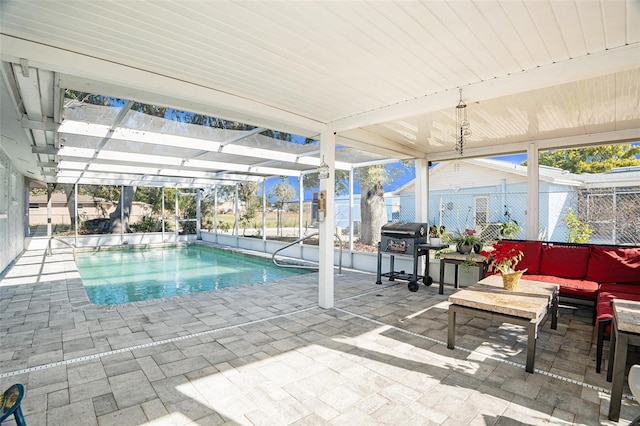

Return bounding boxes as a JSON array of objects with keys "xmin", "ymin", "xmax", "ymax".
[{"xmin": 438, "ymin": 252, "xmax": 488, "ymax": 294}]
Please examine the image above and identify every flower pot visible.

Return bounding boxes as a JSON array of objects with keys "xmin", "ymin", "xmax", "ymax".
[
  {"xmin": 501, "ymin": 270, "xmax": 524, "ymax": 291},
  {"xmin": 457, "ymin": 243, "xmax": 472, "ymax": 254},
  {"xmin": 430, "ymin": 237, "xmax": 441, "ymax": 246}
]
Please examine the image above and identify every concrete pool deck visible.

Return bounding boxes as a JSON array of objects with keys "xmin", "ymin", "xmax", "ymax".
[{"xmin": 0, "ymin": 246, "xmax": 639, "ymax": 425}]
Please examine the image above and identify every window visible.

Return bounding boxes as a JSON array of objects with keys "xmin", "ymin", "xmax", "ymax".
[{"xmin": 474, "ymin": 196, "xmax": 489, "ymax": 228}]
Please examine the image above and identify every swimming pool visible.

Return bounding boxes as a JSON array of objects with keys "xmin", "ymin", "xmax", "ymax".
[{"xmin": 76, "ymin": 245, "xmax": 313, "ymax": 305}]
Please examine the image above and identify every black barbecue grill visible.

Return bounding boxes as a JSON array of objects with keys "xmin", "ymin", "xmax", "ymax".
[
  {"xmin": 376, "ymin": 222, "xmax": 447, "ymax": 291},
  {"xmin": 380, "ymin": 222, "xmax": 427, "ymax": 254}
]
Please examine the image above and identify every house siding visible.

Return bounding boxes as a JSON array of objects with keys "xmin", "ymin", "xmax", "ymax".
[
  {"xmin": 396, "ymin": 159, "xmax": 639, "ymax": 245},
  {"xmin": 0, "ymin": 149, "xmax": 25, "ymax": 274}
]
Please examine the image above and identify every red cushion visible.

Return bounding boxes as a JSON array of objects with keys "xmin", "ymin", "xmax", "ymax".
[
  {"xmin": 539, "ymin": 245, "xmax": 590, "ymax": 279},
  {"xmin": 596, "ymin": 293, "xmax": 615, "ymax": 322},
  {"xmin": 598, "ymin": 283, "xmax": 640, "ymax": 295},
  {"xmin": 517, "ymin": 241, "xmax": 542, "ymax": 275},
  {"xmin": 524, "ymin": 274, "xmax": 599, "ymax": 299},
  {"xmin": 586, "ymin": 246, "xmax": 640, "ymax": 284},
  {"xmin": 596, "ymin": 291, "xmax": 640, "ymax": 333}
]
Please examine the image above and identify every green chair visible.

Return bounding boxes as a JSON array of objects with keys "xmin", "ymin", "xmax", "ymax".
[{"xmin": 0, "ymin": 384, "xmax": 26, "ymax": 426}]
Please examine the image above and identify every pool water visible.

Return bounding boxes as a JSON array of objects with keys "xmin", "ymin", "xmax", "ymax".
[{"xmin": 76, "ymin": 245, "xmax": 313, "ymax": 305}]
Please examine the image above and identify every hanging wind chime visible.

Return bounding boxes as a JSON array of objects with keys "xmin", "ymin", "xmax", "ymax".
[{"xmin": 455, "ymin": 88, "xmax": 471, "ymax": 157}]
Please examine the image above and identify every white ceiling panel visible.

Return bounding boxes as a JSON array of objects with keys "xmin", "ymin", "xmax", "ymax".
[
  {"xmin": 0, "ymin": 0, "xmax": 638, "ymax": 186},
  {"xmin": 601, "ymin": 0, "xmax": 628, "ymax": 47}
]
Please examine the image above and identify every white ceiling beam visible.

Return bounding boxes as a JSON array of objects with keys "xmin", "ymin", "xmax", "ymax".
[
  {"xmin": 31, "ymin": 146, "xmax": 59, "ymax": 155},
  {"xmin": 20, "ymin": 116, "xmax": 58, "ymax": 131},
  {"xmin": 331, "ymin": 43, "xmax": 640, "ymax": 132},
  {"xmin": 220, "ymin": 127, "xmax": 266, "ymax": 146},
  {"xmin": 336, "ymin": 130, "xmax": 421, "ymax": 159},
  {"xmin": 13, "ymin": 62, "xmax": 43, "ymax": 121},
  {"xmin": 0, "ymin": 35, "xmax": 324, "ymax": 136},
  {"xmin": 57, "ymin": 146, "xmax": 305, "ymax": 177},
  {"xmin": 58, "ymin": 119, "xmax": 352, "ymax": 170},
  {"xmin": 427, "ymin": 128, "xmax": 640, "ymax": 162},
  {"xmin": 190, "ymin": 126, "xmax": 266, "ymax": 159},
  {"xmin": 57, "ymin": 160, "xmax": 263, "ymax": 182},
  {"xmin": 351, "ymin": 158, "xmax": 407, "ymax": 169},
  {"xmin": 56, "ymin": 169, "xmax": 261, "ymax": 185},
  {"xmin": 55, "ymin": 174, "xmax": 263, "ymax": 188}
]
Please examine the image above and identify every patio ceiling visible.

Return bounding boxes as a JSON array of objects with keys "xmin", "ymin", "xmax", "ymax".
[{"xmin": 1, "ymin": 1, "xmax": 639, "ymax": 188}]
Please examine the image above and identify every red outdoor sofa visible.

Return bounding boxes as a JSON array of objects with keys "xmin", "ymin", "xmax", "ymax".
[{"xmin": 502, "ymin": 240, "xmax": 640, "ymax": 373}]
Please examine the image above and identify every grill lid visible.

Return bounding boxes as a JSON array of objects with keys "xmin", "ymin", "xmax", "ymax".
[{"xmin": 380, "ymin": 222, "xmax": 427, "ymax": 237}]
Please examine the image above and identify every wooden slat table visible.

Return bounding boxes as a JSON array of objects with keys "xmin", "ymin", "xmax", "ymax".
[
  {"xmin": 447, "ymin": 275, "xmax": 559, "ymax": 373},
  {"xmin": 607, "ymin": 299, "xmax": 640, "ymax": 422}
]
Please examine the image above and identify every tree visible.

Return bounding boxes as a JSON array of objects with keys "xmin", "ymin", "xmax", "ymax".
[
  {"xmin": 237, "ymin": 182, "xmax": 260, "ymax": 236},
  {"xmin": 358, "ymin": 166, "xmax": 389, "ymax": 245},
  {"xmin": 135, "ymin": 187, "xmax": 176, "ymax": 215},
  {"xmin": 302, "ymin": 162, "xmax": 412, "ymax": 246},
  {"xmin": 562, "ymin": 207, "xmax": 593, "ymax": 243},
  {"xmin": 533, "ymin": 144, "xmax": 640, "ymax": 173},
  {"xmin": 270, "ymin": 179, "xmax": 296, "ymax": 236},
  {"xmin": 109, "ymin": 186, "xmax": 136, "ymax": 233},
  {"xmin": 61, "ymin": 184, "xmax": 78, "ymax": 228},
  {"xmin": 303, "ymin": 171, "xmax": 350, "ymax": 196}
]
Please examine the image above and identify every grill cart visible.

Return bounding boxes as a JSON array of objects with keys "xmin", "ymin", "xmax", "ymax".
[{"xmin": 376, "ymin": 222, "xmax": 448, "ymax": 292}]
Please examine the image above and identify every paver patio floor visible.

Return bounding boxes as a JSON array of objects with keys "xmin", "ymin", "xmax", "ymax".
[{"xmin": 1, "ymin": 245, "xmax": 639, "ymax": 425}]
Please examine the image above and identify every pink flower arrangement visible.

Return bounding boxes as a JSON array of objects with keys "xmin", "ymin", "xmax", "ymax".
[
  {"xmin": 451, "ymin": 228, "xmax": 482, "ymax": 246},
  {"xmin": 480, "ymin": 241, "xmax": 525, "ymax": 274}
]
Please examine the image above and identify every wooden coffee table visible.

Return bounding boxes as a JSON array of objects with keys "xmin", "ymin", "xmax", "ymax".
[
  {"xmin": 447, "ymin": 275, "xmax": 559, "ymax": 373},
  {"xmin": 607, "ymin": 299, "xmax": 640, "ymax": 422}
]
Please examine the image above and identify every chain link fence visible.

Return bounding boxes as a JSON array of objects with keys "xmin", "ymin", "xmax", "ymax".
[
  {"xmin": 29, "ymin": 175, "xmax": 639, "ymax": 247},
  {"xmin": 574, "ymin": 187, "xmax": 640, "ymax": 245}
]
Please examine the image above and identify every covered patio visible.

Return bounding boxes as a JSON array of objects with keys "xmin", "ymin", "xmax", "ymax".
[
  {"xmin": 2, "ymin": 243, "xmax": 639, "ymax": 425},
  {"xmin": 1, "ymin": 1, "xmax": 640, "ymax": 424},
  {"xmin": 2, "ymin": 1, "xmax": 640, "ymax": 307}
]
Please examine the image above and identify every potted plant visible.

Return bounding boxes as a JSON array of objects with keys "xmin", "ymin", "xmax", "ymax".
[
  {"xmin": 499, "ymin": 207, "xmax": 520, "ymax": 239},
  {"xmin": 450, "ymin": 229, "xmax": 482, "ymax": 254},
  {"xmin": 480, "ymin": 240, "xmax": 525, "ymax": 290},
  {"xmin": 429, "ymin": 225, "xmax": 446, "ymax": 246}
]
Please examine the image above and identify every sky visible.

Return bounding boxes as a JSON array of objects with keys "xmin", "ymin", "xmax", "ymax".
[
  {"xmin": 276, "ymin": 146, "xmax": 639, "ymax": 202},
  {"xmin": 261, "ymin": 154, "xmax": 528, "ymax": 203}
]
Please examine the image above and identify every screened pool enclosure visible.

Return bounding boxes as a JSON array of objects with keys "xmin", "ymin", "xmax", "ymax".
[{"xmin": 2, "ymin": 1, "xmax": 639, "ymax": 307}]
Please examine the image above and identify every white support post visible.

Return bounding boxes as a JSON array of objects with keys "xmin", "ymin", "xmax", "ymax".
[
  {"xmin": 298, "ymin": 176, "xmax": 303, "ymax": 238},
  {"xmin": 527, "ymin": 143, "xmax": 540, "ymax": 240},
  {"xmin": 319, "ymin": 130, "xmax": 336, "ymax": 309},
  {"xmin": 262, "ymin": 179, "xmax": 267, "ymax": 242},
  {"xmin": 196, "ymin": 188, "xmax": 202, "ymax": 240},
  {"xmin": 414, "ymin": 159, "xmax": 429, "ymax": 275},
  {"xmin": 23, "ymin": 182, "xmax": 30, "ymax": 237},
  {"xmin": 348, "ymin": 168, "xmax": 354, "ymax": 253},
  {"xmin": 74, "ymin": 183, "xmax": 78, "ymax": 247},
  {"xmin": 46, "ymin": 183, "xmax": 52, "ymax": 238},
  {"xmin": 120, "ymin": 185, "xmax": 125, "ymax": 244},
  {"xmin": 234, "ymin": 184, "xmax": 239, "ymax": 237},
  {"xmin": 175, "ymin": 189, "xmax": 179, "ymax": 239},
  {"xmin": 214, "ymin": 186, "xmax": 219, "ymax": 243},
  {"xmin": 161, "ymin": 187, "xmax": 165, "ymax": 241},
  {"xmin": 414, "ymin": 159, "xmax": 429, "ymax": 223}
]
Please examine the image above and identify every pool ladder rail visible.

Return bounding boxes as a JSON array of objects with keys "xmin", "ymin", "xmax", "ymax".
[{"xmin": 271, "ymin": 232, "xmax": 342, "ymax": 275}]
